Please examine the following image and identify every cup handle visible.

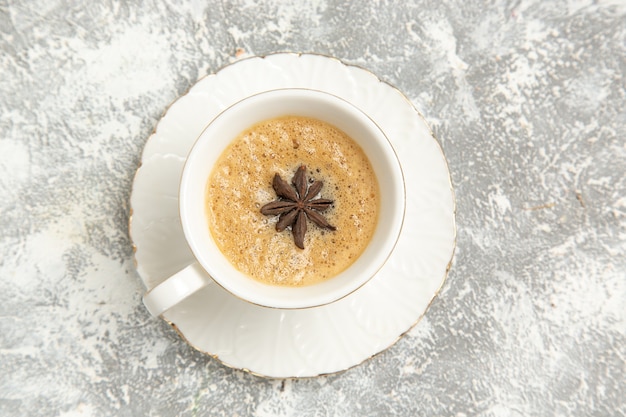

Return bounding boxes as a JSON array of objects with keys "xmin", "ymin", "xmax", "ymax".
[{"xmin": 142, "ymin": 262, "xmax": 212, "ymax": 317}]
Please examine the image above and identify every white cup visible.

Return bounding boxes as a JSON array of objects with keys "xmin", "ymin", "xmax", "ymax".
[{"xmin": 143, "ymin": 89, "xmax": 405, "ymax": 316}]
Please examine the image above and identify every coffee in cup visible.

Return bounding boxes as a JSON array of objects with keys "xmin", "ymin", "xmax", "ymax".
[
  {"xmin": 206, "ymin": 115, "xmax": 379, "ymax": 287},
  {"xmin": 142, "ymin": 89, "xmax": 404, "ymax": 315}
]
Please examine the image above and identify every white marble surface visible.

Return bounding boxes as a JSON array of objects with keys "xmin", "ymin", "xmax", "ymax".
[{"xmin": 1, "ymin": 0, "xmax": 625, "ymax": 416}]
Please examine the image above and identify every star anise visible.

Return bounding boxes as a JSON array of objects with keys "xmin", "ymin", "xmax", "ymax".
[{"xmin": 260, "ymin": 165, "xmax": 336, "ymax": 249}]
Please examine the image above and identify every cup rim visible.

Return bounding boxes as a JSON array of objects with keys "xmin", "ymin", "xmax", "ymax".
[{"xmin": 179, "ymin": 88, "xmax": 406, "ymax": 309}]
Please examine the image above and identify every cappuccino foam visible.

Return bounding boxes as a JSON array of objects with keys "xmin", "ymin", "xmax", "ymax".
[{"xmin": 206, "ymin": 116, "xmax": 379, "ymax": 287}]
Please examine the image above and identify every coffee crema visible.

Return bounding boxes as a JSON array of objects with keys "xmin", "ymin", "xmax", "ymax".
[{"xmin": 205, "ymin": 116, "xmax": 379, "ymax": 287}]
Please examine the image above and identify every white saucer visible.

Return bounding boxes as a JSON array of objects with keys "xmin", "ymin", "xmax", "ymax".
[{"xmin": 130, "ymin": 53, "xmax": 456, "ymax": 378}]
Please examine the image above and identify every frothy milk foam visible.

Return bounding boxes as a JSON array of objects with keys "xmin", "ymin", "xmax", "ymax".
[{"xmin": 206, "ymin": 116, "xmax": 379, "ymax": 286}]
